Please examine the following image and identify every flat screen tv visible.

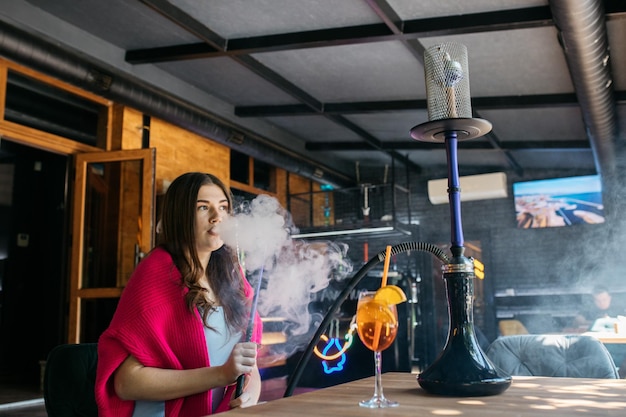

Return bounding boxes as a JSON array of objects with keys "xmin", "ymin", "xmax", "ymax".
[{"xmin": 513, "ymin": 175, "xmax": 605, "ymax": 229}]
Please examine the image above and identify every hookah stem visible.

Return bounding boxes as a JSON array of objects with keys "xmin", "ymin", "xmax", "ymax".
[
  {"xmin": 235, "ymin": 263, "xmax": 265, "ymax": 398},
  {"xmin": 445, "ymin": 131, "xmax": 464, "ymax": 248}
]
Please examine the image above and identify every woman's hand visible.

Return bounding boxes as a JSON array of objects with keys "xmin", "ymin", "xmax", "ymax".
[
  {"xmin": 229, "ymin": 366, "xmax": 261, "ymax": 409},
  {"xmin": 221, "ymin": 342, "xmax": 258, "ymax": 384}
]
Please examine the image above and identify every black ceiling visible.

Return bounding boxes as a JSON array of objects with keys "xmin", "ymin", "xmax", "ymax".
[{"xmin": 0, "ymin": 0, "xmax": 625, "ymax": 186}]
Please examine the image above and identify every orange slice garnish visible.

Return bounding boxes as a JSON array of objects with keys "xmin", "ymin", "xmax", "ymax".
[{"xmin": 374, "ymin": 285, "xmax": 407, "ymax": 305}]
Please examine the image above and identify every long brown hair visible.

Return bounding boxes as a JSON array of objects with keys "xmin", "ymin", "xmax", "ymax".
[{"xmin": 157, "ymin": 172, "xmax": 248, "ymax": 332}]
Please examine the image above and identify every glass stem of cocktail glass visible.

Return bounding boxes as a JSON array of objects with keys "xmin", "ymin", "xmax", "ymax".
[
  {"xmin": 373, "ymin": 350, "xmax": 384, "ymax": 402},
  {"xmin": 372, "ymin": 322, "xmax": 384, "ymax": 401}
]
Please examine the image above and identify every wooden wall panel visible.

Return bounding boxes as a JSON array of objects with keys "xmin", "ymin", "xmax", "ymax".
[
  {"xmin": 275, "ymin": 169, "xmax": 288, "ymax": 207},
  {"xmin": 148, "ymin": 118, "xmax": 230, "ymax": 194},
  {"xmin": 119, "ymin": 107, "xmax": 144, "ymax": 150},
  {"xmin": 288, "ymin": 174, "xmax": 311, "ymax": 194},
  {"xmin": 117, "ymin": 108, "xmax": 321, "ymax": 228}
]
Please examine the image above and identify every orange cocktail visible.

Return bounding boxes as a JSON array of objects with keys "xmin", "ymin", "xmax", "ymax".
[
  {"xmin": 355, "ymin": 285, "xmax": 405, "ymax": 408},
  {"xmin": 356, "ymin": 294, "xmax": 398, "ymax": 352}
]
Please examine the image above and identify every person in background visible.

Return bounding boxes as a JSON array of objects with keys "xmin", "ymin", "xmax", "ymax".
[
  {"xmin": 574, "ymin": 285, "xmax": 625, "ymax": 328},
  {"xmin": 95, "ymin": 172, "xmax": 263, "ymax": 417},
  {"xmin": 573, "ymin": 284, "xmax": 626, "ymax": 378}
]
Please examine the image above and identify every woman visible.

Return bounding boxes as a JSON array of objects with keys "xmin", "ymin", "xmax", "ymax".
[{"xmin": 95, "ymin": 172, "xmax": 262, "ymax": 417}]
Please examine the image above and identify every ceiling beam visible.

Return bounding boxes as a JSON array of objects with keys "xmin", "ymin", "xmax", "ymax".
[
  {"xmin": 235, "ymin": 93, "xmax": 584, "ymax": 117},
  {"xmin": 476, "ymin": 112, "xmax": 524, "ymax": 176},
  {"xmin": 126, "ymin": 3, "xmax": 626, "ymax": 64},
  {"xmin": 233, "ymin": 55, "xmax": 323, "ymax": 112},
  {"xmin": 304, "ymin": 140, "xmax": 591, "ymax": 151},
  {"xmin": 364, "ymin": 0, "xmax": 404, "ymax": 35},
  {"xmin": 126, "ymin": 24, "xmax": 392, "ymax": 63},
  {"xmin": 138, "ymin": 0, "xmax": 226, "ymax": 49},
  {"xmin": 364, "ymin": 0, "xmax": 427, "ymax": 65},
  {"xmin": 323, "ymin": 113, "xmax": 423, "ymax": 173},
  {"xmin": 126, "ymin": 6, "xmax": 555, "ymax": 63}
]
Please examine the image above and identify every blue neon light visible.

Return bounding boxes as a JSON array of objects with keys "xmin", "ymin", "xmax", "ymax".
[{"xmin": 321, "ymin": 338, "xmax": 346, "ymax": 374}]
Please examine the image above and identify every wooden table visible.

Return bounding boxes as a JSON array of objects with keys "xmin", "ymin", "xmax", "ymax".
[
  {"xmin": 583, "ymin": 331, "xmax": 626, "ymax": 344},
  {"xmin": 221, "ymin": 372, "xmax": 626, "ymax": 416}
]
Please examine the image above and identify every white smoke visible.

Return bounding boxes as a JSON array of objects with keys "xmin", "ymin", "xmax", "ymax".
[
  {"xmin": 217, "ymin": 194, "xmax": 353, "ymax": 346},
  {"xmin": 220, "ymin": 194, "xmax": 290, "ymax": 272}
]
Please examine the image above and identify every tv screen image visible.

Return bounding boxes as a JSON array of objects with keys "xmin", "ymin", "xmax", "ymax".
[{"xmin": 513, "ymin": 175, "xmax": 605, "ymax": 229}]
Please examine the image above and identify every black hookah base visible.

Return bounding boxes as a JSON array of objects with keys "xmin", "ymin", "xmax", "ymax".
[
  {"xmin": 417, "ymin": 333, "xmax": 512, "ymax": 396},
  {"xmin": 418, "ymin": 268, "xmax": 512, "ymax": 396}
]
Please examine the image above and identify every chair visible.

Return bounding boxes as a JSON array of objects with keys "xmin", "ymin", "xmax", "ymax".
[
  {"xmin": 485, "ymin": 334, "xmax": 619, "ymax": 378},
  {"xmin": 43, "ymin": 343, "xmax": 99, "ymax": 417}
]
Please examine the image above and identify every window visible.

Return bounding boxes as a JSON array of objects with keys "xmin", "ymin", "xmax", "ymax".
[
  {"xmin": 230, "ymin": 149, "xmax": 276, "ymax": 194},
  {"xmin": 4, "ymin": 70, "xmax": 108, "ymax": 146}
]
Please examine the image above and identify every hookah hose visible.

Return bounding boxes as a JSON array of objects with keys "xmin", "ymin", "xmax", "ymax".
[
  {"xmin": 284, "ymin": 241, "xmax": 449, "ymax": 397},
  {"xmin": 235, "ymin": 263, "xmax": 265, "ymax": 398}
]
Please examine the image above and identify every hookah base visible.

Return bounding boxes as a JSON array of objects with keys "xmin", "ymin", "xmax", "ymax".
[
  {"xmin": 417, "ymin": 348, "xmax": 512, "ymax": 397},
  {"xmin": 418, "ymin": 375, "xmax": 511, "ymax": 397},
  {"xmin": 417, "ymin": 333, "xmax": 512, "ymax": 396}
]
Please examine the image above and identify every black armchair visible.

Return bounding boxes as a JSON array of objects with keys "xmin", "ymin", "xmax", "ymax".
[
  {"xmin": 485, "ymin": 334, "xmax": 619, "ymax": 379},
  {"xmin": 43, "ymin": 343, "xmax": 98, "ymax": 417}
]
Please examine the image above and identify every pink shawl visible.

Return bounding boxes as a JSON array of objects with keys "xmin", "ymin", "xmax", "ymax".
[{"xmin": 95, "ymin": 247, "xmax": 262, "ymax": 417}]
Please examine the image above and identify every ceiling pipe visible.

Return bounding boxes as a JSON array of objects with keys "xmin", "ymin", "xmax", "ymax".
[
  {"xmin": 549, "ymin": 0, "xmax": 617, "ymax": 179},
  {"xmin": 0, "ymin": 21, "xmax": 354, "ymax": 188}
]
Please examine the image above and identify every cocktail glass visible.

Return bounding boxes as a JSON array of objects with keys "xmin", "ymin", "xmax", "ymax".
[{"xmin": 355, "ymin": 290, "xmax": 399, "ymax": 408}]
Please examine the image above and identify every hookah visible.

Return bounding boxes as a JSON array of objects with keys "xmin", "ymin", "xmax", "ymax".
[
  {"xmin": 409, "ymin": 42, "xmax": 510, "ymax": 396},
  {"xmin": 285, "ymin": 42, "xmax": 510, "ymax": 398}
]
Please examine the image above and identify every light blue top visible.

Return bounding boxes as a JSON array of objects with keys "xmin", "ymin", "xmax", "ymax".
[{"xmin": 132, "ymin": 307, "xmax": 241, "ymax": 417}]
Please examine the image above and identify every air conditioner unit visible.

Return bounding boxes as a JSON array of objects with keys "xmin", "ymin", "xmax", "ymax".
[{"xmin": 427, "ymin": 172, "xmax": 508, "ymax": 205}]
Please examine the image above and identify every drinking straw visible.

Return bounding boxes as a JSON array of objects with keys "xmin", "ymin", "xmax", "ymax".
[
  {"xmin": 372, "ymin": 324, "xmax": 381, "ymax": 351},
  {"xmin": 380, "ymin": 245, "xmax": 392, "ymax": 287},
  {"xmin": 372, "ymin": 245, "xmax": 392, "ymax": 351}
]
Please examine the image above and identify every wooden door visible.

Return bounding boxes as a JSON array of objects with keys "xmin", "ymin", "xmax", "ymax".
[{"xmin": 67, "ymin": 148, "xmax": 155, "ymax": 343}]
